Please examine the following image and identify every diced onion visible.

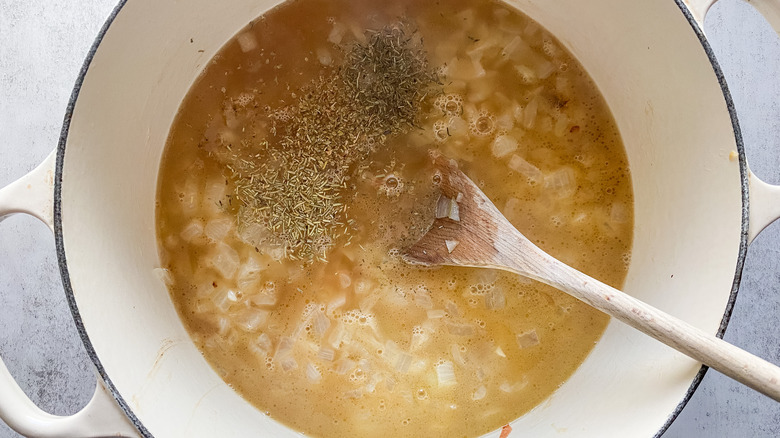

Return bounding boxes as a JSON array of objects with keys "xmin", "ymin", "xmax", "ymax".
[
  {"xmin": 233, "ymin": 308, "xmax": 268, "ymax": 332},
  {"xmin": 544, "ymin": 167, "xmax": 577, "ymax": 199},
  {"xmin": 305, "ymin": 362, "xmax": 322, "ymax": 383},
  {"xmin": 448, "ymin": 201, "xmax": 460, "ymax": 222},
  {"xmin": 316, "ymin": 47, "xmax": 333, "ymax": 66},
  {"xmin": 516, "ymin": 329, "xmax": 540, "ymax": 349},
  {"xmin": 152, "ymin": 268, "xmax": 173, "ymax": 286},
  {"xmin": 327, "ymin": 22, "xmax": 347, "ymax": 44},
  {"xmin": 237, "ymin": 32, "xmax": 258, "ymax": 52},
  {"xmin": 208, "ymin": 243, "xmax": 240, "ymax": 278},
  {"xmin": 426, "ymin": 309, "xmax": 446, "ymax": 319},
  {"xmin": 236, "ymin": 256, "xmax": 264, "ymax": 290},
  {"xmin": 180, "ymin": 220, "xmax": 204, "ymax": 242},
  {"xmin": 249, "ymin": 333, "xmax": 273, "ymax": 357},
  {"xmin": 451, "ymin": 344, "xmax": 467, "ymax": 367},
  {"xmin": 318, "ymin": 346, "xmax": 336, "ymax": 362},
  {"xmin": 205, "ymin": 217, "xmax": 233, "ymax": 241},
  {"xmin": 210, "ymin": 287, "xmax": 238, "ymax": 312},
  {"xmin": 435, "ymin": 195, "xmax": 452, "ymax": 219},
  {"xmin": 446, "ymin": 322, "xmax": 475, "ymax": 337},
  {"xmin": 492, "ymin": 134, "xmax": 518, "ymax": 158},
  {"xmin": 523, "ymin": 96, "xmax": 539, "ymax": 129},
  {"xmin": 508, "ymin": 154, "xmax": 543, "ymax": 185},
  {"xmin": 436, "ymin": 361, "xmax": 457, "ymax": 386},
  {"xmin": 484, "ymin": 287, "xmax": 506, "ymax": 310},
  {"xmin": 337, "ymin": 272, "xmax": 352, "ymax": 289},
  {"xmin": 334, "ymin": 358, "xmax": 356, "ymax": 375},
  {"xmin": 445, "ymin": 239, "xmax": 459, "ymax": 253},
  {"xmin": 313, "ymin": 310, "xmax": 331, "ymax": 338},
  {"xmin": 472, "ymin": 385, "xmax": 487, "ymax": 401},
  {"xmin": 280, "ymin": 356, "xmax": 298, "ymax": 372}
]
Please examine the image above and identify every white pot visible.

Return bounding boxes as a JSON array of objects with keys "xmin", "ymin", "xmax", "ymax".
[{"xmin": 1, "ymin": 0, "xmax": 780, "ymax": 437}]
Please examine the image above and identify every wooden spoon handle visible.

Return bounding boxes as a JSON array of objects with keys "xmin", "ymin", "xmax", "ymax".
[{"xmin": 496, "ymin": 229, "xmax": 780, "ymax": 401}]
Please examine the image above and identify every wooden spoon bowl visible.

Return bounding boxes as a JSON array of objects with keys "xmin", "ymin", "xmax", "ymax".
[{"xmin": 404, "ymin": 155, "xmax": 780, "ymax": 401}]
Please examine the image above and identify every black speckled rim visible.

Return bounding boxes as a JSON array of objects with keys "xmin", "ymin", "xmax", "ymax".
[
  {"xmin": 52, "ymin": 0, "xmax": 151, "ymax": 436},
  {"xmin": 653, "ymin": 2, "xmax": 750, "ymax": 436},
  {"xmin": 52, "ymin": 1, "xmax": 749, "ymax": 438}
]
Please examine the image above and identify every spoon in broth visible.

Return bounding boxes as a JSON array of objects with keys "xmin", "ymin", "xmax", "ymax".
[{"xmin": 404, "ymin": 154, "xmax": 780, "ymax": 401}]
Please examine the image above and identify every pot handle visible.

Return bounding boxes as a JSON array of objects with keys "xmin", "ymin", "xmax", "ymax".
[
  {"xmin": 685, "ymin": 0, "xmax": 780, "ymax": 242},
  {"xmin": 0, "ymin": 150, "xmax": 138, "ymax": 437},
  {"xmin": 686, "ymin": 0, "xmax": 780, "ymax": 38},
  {"xmin": 748, "ymin": 171, "xmax": 780, "ymax": 243}
]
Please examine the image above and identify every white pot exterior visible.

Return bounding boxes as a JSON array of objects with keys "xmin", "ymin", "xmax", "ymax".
[{"xmin": 45, "ymin": 0, "xmax": 752, "ymax": 436}]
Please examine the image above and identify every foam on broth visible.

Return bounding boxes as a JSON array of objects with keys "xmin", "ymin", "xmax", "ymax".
[{"xmin": 156, "ymin": 0, "xmax": 634, "ymax": 437}]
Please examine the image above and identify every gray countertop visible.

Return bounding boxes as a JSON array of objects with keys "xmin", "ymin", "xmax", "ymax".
[{"xmin": 1, "ymin": 0, "xmax": 779, "ymax": 437}]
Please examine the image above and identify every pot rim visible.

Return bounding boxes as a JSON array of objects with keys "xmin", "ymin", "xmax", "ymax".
[{"xmin": 50, "ymin": 1, "xmax": 750, "ymax": 437}]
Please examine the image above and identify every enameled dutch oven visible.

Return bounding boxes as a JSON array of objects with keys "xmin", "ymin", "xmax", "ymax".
[{"xmin": 1, "ymin": 0, "xmax": 780, "ymax": 436}]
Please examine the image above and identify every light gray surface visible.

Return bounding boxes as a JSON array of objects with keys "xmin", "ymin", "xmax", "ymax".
[{"xmin": 0, "ymin": 0, "xmax": 778, "ymax": 437}]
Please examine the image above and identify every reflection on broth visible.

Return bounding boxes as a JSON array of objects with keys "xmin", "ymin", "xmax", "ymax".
[{"xmin": 156, "ymin": 0, "xmax": 634, "ymax": 437}]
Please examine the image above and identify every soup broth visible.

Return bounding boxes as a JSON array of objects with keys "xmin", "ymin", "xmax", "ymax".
[{"xmin": 156, "ymin": 0, "xmax": 634, "ymax": 437}]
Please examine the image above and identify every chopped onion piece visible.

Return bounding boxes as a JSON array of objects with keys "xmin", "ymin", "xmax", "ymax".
[
  {"xmin": 516, "ymin": 329, "xmax": 540, "ymax": 349},
  {"xmin": 280, "ymin": 356, "xmax": 298, "ymax": 372},
  {"xmin": 344, "ymin": 389, "xmax": 363, "ymax": 399},
  {"xmin": 180, "ymin": 220, "xmax": 204, "ymax": 242},
  {"xmin": 328, "ymin": 321, "xmax": 346, "ymax": 348},
  {"xmin": 205, "ymin": 217, "xmax": 233, "ymax": 241},
  {"xmin": 236, "ymin": 256, "xmax": 264, "ymax": 290},
  {"xmin": 472, "ymin": 385, "xmax": 487, "ymax": 401},
  {"xmin": 427, "ymin": 309, "xmax": 446, "ymax": 319},
  {"xmin": 410, "ymin": 326, "xmax": 429, "ymax": 351},
  {"xmin": 610, "ymin": 203, "xmax": 628, "ymax": 224},
  {"xmin": 316, "ymin": 47, "xmax": 333, "ymax": 66},
  {"xmin": 216, "ymin": 316, "xmax": 231, "ymax": 336},
  {"xmin": 234, "ymin": 308, "xmax": 268, "ymax": 332},
  {"xmin": 337, "ymin": 271, "xmax": 352, "ymax": 289},
  {"xmin": 236, "ymin": 32, "xmax": 258, "ymax": 52},
  {"xmin": 446, "ymin": 322, "xmax": 475, "ymax": 337},
  {"xmin": 208, "ymin": 243, "xmax": 240, "ymax": 278},
  {"xmin": 485, "ymin": 287, "xmax": 506, "ymax": 310},
  {"xmin": 312, "ymin": 310, "xmax": 331, "ymax": 338},
  {"xmin": 152, "ymin": 268, "xmax": 173, "ymax": 286},
  {"xmin": 553, "ymin": 112, "xmax": 570, "ymax": 137},
  {"xmin": 327, "ymin": 293, "xmax": 347, "ymax": 314},
  {"xmin": 495, "ymin": 346, "xmax": 506, "ymax": 358},
  {"xmin": 445, "ymin": 239, "xmax": 459, "ymax": 253},
  {"xmin": 275, "ymin": 336, "xmax": 295, "ymax": 359},
  {"xmin": 508, "ymin": 154, "xmax": 543, "ymax": 185},
  {"xmin": 544, "ymin": 167, "xmax": 577, "ymax": 199},
  {"xmin": 451, "ymin": 344, "xmax": 467, "ymax": 367},
  {"xmin": 249, "ymin": 334, "xmax": 272, "ymax": 357},
  {"xmin": 237, "ymin": 222, "xmax": 268, "ymax": 247},
  {"xmin": 499, "ymin": 380, "xmax": 528, "ymax": 393},
  {"xmin": 436, "ymin": 361, "xmax": 457, "ymax": 386},
  {"xmin": 523, "ymin": 96, "xmax": 539, "ymax": 129},
  {"xmin": 413, "ymin": 288, "xmax": 433, "ymax": 309},
  {"xmin": 435, "ymin": 195, "xmax": 452, "ymax": 219},
  {"xmin": 445, "ymin": 301, "xmax": 461, "ymax": 317},
  {"xmin": 327, "ymin": 22, "xmax": 347, "ymax": 44},
  {"xmin": 305, "ymin": 362, "xmax": 322, "ymax": 383},
  {"xmin": 250, "ymin": 289, "xmax": 277, "ymax": 307},
  {"xmin": 448, "ymin": 201, "xmax": 460, "ymax": 222},
  {"xmin": 210, "ymin": 287, "xmax": 238, "ymax": 312},
  {"xmin": 333, "ymin": 358, "xmax": 356, "ymax": 375},
  {"xmin": 318, "ymin": 346, "xmax": 336, "ymax": 362},
  {"xmin": 203, "ymin": 180, "xmax": 228, "ymax": 213},
  {"xmin": 456, "ymin": 192, "xmax": 464, "ymax": 203}
]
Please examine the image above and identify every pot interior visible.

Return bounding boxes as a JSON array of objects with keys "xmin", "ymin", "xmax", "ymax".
[{"xmin": 59, "ymin": 0, "xmax": 742, "ymax": 436}]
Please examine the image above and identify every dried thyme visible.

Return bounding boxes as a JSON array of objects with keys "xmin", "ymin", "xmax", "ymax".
[{"xmin": 228, "ymin": 21, "xmax": 439, "ymax": 261}]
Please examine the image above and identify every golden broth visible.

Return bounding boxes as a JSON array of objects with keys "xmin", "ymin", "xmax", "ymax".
[{"xmin": 156, "ymin": 0, "xmax": 634, "ymax": 437}]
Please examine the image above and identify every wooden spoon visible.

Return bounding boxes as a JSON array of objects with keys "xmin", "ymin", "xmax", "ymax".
[{"xmin": 404, "ymin": 155, "xmax": 780, "ymax": 401}]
